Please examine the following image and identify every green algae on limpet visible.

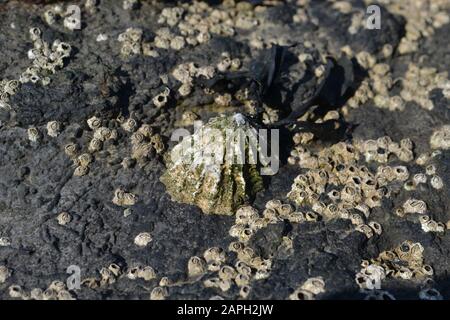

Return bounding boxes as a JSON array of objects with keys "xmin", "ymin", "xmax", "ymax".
[{"xmin": 161, "ymin": 113, "xmax": 264, "ymax": 215}]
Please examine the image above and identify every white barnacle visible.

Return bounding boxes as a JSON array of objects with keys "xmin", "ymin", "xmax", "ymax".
[
  {"xmin": 178, "ymin": 82, "xmax": 193, "ymax": 97},
  {"xmin": 113, "ymin": 188, "xmax": 138, "ymax": 206},
  {"xmin": 134, "ymin": 232, "xmax": 152, "ymax": 247},
  {"xmin": 29, "ymin": 27, "xmax": 42, "ymax": 41},
  {"xmin": 123, "ymin": 0, "xmax": 139, "ymax": 10},
  {"xmin": 137, "ymin": 266, "xmax": 156, "ymax": 281},
  {"xmin": 64, "ymin": 14, "xmax": 81, "ymax": 31},
  {"xmin": 430, "ymin": 125, "xmax": 450, "ymax": 150},
  {"xmin": 0, "ymin": 266, "xmax": 11, "ymax": 284},
  {"xmin": 0, "ymin": 237, "xmax": 11, "ymax": 247},
  {"xmin": 88, "ymin": 138, "xmax": 103, "ymax": 152},
  {"xmin": 46, "ymin": 121, "xmax": 62, "ymax": 137},
  {"xmin": 44, "ymin": 9, "xmax": 57, "ymax": 25},
  {"xmin": 203, "ymin": 247, "xmax": 225, "ymax": 264},
  {"xmin": 187, "ymin": 256, "xmax": 206, "ymax": 278},
  {"xmin": 74, "ymin": 165, "xmax": 89, "ymax": 177},
  {"xmin": 301, "ymin": 277, "xmax": 326, "ymax": 296},
  {"xmin": 403, "ymin": 198, "xmax": 427, "ymax": 214},
  {"xmin": 170, "ymin": 36, "xmax": 186, "ymax": 51},
  {"xmin": 87, "ymin": 116, "xmax": 102, "ymax": 130},
  {"xmin": 218, "ymin": 265, "xmax": 237, "ymax": 281},
  {"xmin": 355, "ymin": 224, "xmax": 374, "ymax": 238},
  {"xmin": 153, "ymin": 89, "xmax": 170, "ymax": 108},
  {"xmin": 64, "ymin": 142, "xmax": 79, "ymax": 157},
  {"xmin": 368, "ymin": 221, "xmax": 382, "ymax": 235},
  {"xmin": 27, "ymin": 127, "xmax": 41, "ymax": 142},
  {"xmin": 430, "ymin": 175, "xmax": 443, "ymax": 190},
  {"xmin": 8, "ymin": 285, "xmax": 23, "ymax": 299},
  {"xmin": 56, "ymin": 212, "xmax": 71, "ymax": 225},
  {"xmin": 77, "ymin": 153, "xmax": 93, "ymax": 167},
  {"xmin": 94, "ymin": 127, "xmax": 112, "ymax": 141},
  {"xmin": 121, "ymin": 118, "xmax": 138, "ymax": 132},
  {"xmin": 150, "ymin": 286, "xmax": 168, "ymax": 300}
]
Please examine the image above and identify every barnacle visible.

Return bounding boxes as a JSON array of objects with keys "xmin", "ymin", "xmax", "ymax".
[
  {"xmin": 27, "ymin": 127, "xmax": 41, "ymax": 142},
  {"xmin": 403, "ymin": 199, "xmax": 427, "ymax": 214},
  {"xmin": 112, "ymin": 188, "xmax": 138, "ymax": 206},
  {"xmin": 137, "ymin": 266, "xmax": 157, "ymax": 281},
  {"xmin": 87, "ymin": 116, "xmax": 102, "ymax": 130},
  {"xmin": 187, "ymin": 256, "xmax": 206, "ymax": 278},
  {"xmin": 153, "ymin": 87, "xmax": 170, "ymax": 108},
  {"xmin": 150, "ymin": 134, "xmax": 165, "ymax": 154},
  {"xmin": 301, "ymin": 277, "xmax": 326, "ymax": 296},
  {"xmin": 203, "ymin": 247, "xmax": 226, "ymax": 264},
  {"xmin": 355, "ymin": 224, "xmax": 374, "ymax": 239},
  {"xmin": 218, "ymin": 265, "xmax": 237, "ymax": 281},
  {"xmin": 425, "ymin": 164, "xmax": 437, "ymax": 176},
  {"xmin": 430, "ymin": 175, "xmax": 444, "ymax": 190},
  {"xmin": 74, "ymin": 165, "xmax": 89, "ymax": 177},
  {"xmin": 419, "ymin": 288, "xmax": 443, "ymax": 300},
  {"xmin": 134, "ymin": 232, "xmax": 152, "ymax": 247},
  {"xmin": 9, "ymin": 285, "xmax": 23, "ymax": 299},
  {"xmin": 88, "ymin": 138, "xmax": 103, "ymax": 152},
  {"xmin": 160, "ymin": 114, "xmax": 264, "ymax": 215},
  {"xmin": 159, "ymin": 277, "xmax": 172, "ymax": 287},
  {"xmin": 0, "ymin": 266, "xmax": 11, "ymax": 284},
  {"xmin": 0, "ymin": 237, "xmax": 11, "ymax": 247},
  {"xmin": 46, "ymin": 121, "xmax": 62, "ymax": 137},
  {"xmin": 94, "ymin": 127, "xmax": 114, "ymax": 141},
  {"xmin": 30, "ymin": 288, "xmax": 43, "ymax": 300},
  {"xmin": 56, "ymin": 212, "xmax": 71, "ymax": 225},
  {"xmin": 64, "ymin": 143, "xmax": 79, "ymax": 157},
  {"xmin": 76, "ymin": 153, "xmax": 93, "ymax": 167},
  {"xmin": 150, "ymin": 286, "xmax": 168, "ymax": 300}
]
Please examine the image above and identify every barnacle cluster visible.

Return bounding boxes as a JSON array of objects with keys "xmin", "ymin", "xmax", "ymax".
[
  {"xmin": 152, "ymin": 1, "xmax": 260, "ymax": 52},
  {"xmin": 419, "ymin": 215, "xmax": 446, "ymax": 233},
  {"xmin": 366, "ymin": 0, "xmax": 450, "ymax": 55},
  {"xmin": 79, "ymin": 264, "xmax": 124, "ymax": 289},
  {"xmin": 356, "ymin": 241, "xmax": 433, "ymax": 290},
  {"xmin": 229, "ymin": 202, "xmax": 314, "ymax": 243},
  {"xmin": 126, "ymin": 265, "xmax": 157, "ymax": 281},
  {"xmin": 127, "ymin": 122, "xmax": 166, "ymax": 164},
  {"xmin": 201, "ymin": 241, "xmax": 273, "ymax": 298},
  {"xmin": 172, "ymin": 62, "xmax": 215, "ymax": 97},
  {"xmin": 400, "ymin": 64, "xmax": 449, "ymax": 111},
  {"xmin": 9, "ymin": 281, "xmax": 75, "ymax": 300},
  {"xmin": 344, "ymin": 51, "xmax": 405, "ymax": 113},
  {"xmin": 0, "ymin": 79, "xmax": 20, "ymax": 110},
  {"xmin": 43, "ymin": 3, "xmax": 82, "ymax": 31},
  {"xmin": 287, "ymin": 137, "xmax": 417, "ymax": 237},
  {"xmin": 289, "ymin": 277, "xmax": 326, "ymax": 300},
  {"xmin": 430, "ymin": 125, "xmax": 450, "ymax": 150},
  {"xmin": 160, "ymin": 114, "xmax": 264, "ymax": 215},
  {"xmin": 117, "ymin": 28, "xmax": 159, "ymax": 58},
  {"xmin": 21, "ymin": 27, "xmax": 72, "ymax": 86}
]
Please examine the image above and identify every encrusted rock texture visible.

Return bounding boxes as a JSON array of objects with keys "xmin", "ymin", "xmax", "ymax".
[{"xmin": 0, "ymin": 0, "xmax": 449, "ymax": 300}]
